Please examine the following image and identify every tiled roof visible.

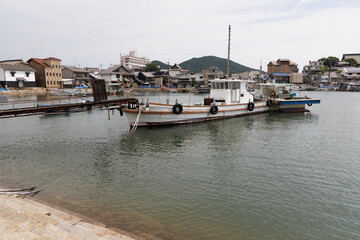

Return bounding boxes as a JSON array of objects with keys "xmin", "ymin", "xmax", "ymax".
[
  {"xmin": 0, "ymin": 63, "xmax": 35, "ymax": 72},
  {"xmin": 44, "ymin": 57, "xmax": 61, "ymax": 61},
  {"xmin": 63, "ymin": 66, "xmax": 89, "ymax": 73},
  {"xmin": 140, "ymin": 72, "xmax": 155, "ymax": 78},
  {"xmin": 28, "ymin": 58, "xmax": 52, "ymax": 68}
]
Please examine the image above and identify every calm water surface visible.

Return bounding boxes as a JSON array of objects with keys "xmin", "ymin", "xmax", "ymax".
[{"xmin": 0, "ymin": 91, "xmax": 359, "ymax": 239}]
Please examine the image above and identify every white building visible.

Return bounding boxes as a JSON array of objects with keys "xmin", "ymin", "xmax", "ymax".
[
  {"xmin": 303, "ymin": 60, "xmax": 324, "ymax": 73},
  {"xmin": 0, "ymin": 63, "xmax": 36, "ymax": 88},
  {"xmin": 120, "ymin": 51, "xmax": 150, "ymax": 70},
  {"xmin": 341, "ymin": 67, "xmax": 360, "ymax": 81}
]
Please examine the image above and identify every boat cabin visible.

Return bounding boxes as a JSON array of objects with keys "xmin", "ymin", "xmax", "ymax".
[{"xmin": 209, "ymin": 79, "xmax": 254, "ymax": 104}]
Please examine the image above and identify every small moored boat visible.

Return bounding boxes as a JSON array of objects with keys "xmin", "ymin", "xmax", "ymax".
[{"xmin": 260, "ymin": 83, "xmax": 320, "ymax": 112}]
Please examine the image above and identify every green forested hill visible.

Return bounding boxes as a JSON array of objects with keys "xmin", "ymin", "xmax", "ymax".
[
  {"xmin": 153, "ymin": 56, "xmax": 256, "ymax": 74},
  {"xmin": 152, "ymin": 60, "xmax": 170, "ymax": 70},
  {"xmin": 179, "ymin": 56, "xmax": 256, "ymax": 74}
]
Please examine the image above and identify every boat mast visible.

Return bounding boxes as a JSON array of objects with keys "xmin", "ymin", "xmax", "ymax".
[{"xmin": 227, "ymin": 25, "xmax": 231, "ymax": 78}]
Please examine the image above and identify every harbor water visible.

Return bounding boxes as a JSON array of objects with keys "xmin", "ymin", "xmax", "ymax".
[{"xmin": 0, "ymin": 91, "xmax": 359, "ymax": 239}]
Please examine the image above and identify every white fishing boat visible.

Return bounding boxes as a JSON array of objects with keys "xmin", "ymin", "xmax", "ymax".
[{"xmin": 124, "ymin": 79, "xmax": 269, "ymax": 127}]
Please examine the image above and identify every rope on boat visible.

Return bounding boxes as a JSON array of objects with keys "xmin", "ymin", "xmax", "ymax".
[{"xmin": 129, "ymin": 106, "xmax": 142, "ymax": 137}]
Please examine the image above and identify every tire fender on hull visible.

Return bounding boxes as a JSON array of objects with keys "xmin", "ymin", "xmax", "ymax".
[
  {"xmin": 210, "ymin": 105, "xmax": 218, "ymax": 115},
  {"xmin": 248, "ymin": 102, "xmax": 255, "ymax": 111},
  {"xmin": 173, "ymin": 104, "xmax": 183, "ymax": 114}
]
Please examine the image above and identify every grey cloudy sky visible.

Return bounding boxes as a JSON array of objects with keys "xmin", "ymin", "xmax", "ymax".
[{"xmin": 1, "ymin": 0, "xmax": 359, "ymax": 70}]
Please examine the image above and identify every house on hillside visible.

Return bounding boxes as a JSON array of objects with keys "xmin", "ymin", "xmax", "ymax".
[
  {"xmin": 27, "ymin": 57, "xmax": 63, "ymax": 88},
  {"xmin": 0, "ymin": 63, "xmax": 36, "ymax": 88}
]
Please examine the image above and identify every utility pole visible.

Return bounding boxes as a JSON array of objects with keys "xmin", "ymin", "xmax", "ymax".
[{"xmin": 227, "ymin": 25, "xmax": 231, "ymax": 79}]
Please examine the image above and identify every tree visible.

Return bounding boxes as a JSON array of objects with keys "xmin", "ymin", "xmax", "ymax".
[
  {"xmin": 320, "ymin": 66, "xmax": 329, "ymax": 74},
  {"xmin": 319, "ymin": 56, "xmax": 339, "ymax": 83},
  {"xmin": 144, "ymin": 63, "xmax": 160, "ymax": 72},
  {"xmin": 344, "ymin": 58, "xmax": 358, "ymax": 67},
  {"xmin": 319, "ymin": 56, "xmax": 339, "ymax": 69}
]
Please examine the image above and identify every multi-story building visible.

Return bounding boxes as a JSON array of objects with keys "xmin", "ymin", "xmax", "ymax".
[
  {"xmin": 62, "ymin": 66, "xmax": 91, "ymax": 88},
  {"xmin": 0, "ymin": 62, "xmax": 36, "ymax": 88},
  {"xmin": 27, "ymin": 57, "xmax": 62, "ymax": 88},
  {"xmin": 267, "ymin": 59, "xmax": 298, "ymax": 83},
  {"xmin": 341, "ymin": 67, "xmax": 360, "ymax": 81},
  {"xmin": 267, "ymin": 59, "xmax": 298, "ymax": 74},
  {"xmin": 303, "ymin": 61, "xmax": 324, "ymax": 73},
  {"xmin": 120, "ymin": 51, "xmax": 150, "ymax": 70}
]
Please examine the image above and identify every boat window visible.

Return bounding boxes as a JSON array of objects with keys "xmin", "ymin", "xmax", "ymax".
[
  {"xmin": 224, "ymin": 82, "xmax": 229, "ymax": 89},
  {"xmin": 214, "ymin": 82, "xmax": 219, "ymax": 89},
  {"xmin": 219, "ymin": 82, "xmax": 224, "ymax": 89},
  {"xmin": 233, "ymin": 82, "xmax": 240, "ymax": 89}
]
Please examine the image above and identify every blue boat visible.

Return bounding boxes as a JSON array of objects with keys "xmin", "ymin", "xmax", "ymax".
[{"xmin": 260, "ymin": 83, "xmax": 321, "ymax": 112}]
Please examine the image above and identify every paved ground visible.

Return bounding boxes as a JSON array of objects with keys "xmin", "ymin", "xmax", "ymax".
[{"xmin": 0, "ymin": 194, "xmax": 135, "ymax": 240}]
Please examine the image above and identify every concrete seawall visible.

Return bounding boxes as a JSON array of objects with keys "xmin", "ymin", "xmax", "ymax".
[{"xmin": 0, "ymin": 194, "xmax": 136, "ymax": 240}]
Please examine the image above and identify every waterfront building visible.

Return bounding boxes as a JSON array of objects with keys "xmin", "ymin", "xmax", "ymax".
[
  {"xmin": 62, "ymin": 66, "xmax": 91, "ymax": 88},
  {"xmin": 321, "ymin": 72, "xmax": 340, "ymax": 83},
  {"xmin": 340, "ymin": 67, "xmax": 360, "ymax": 81},
  {"xmin": 120, "ymin": 51, "xmax": 151, "ymax": 71},
  {"xmin": 267, "ymin": 59, "xmax": 299, "ymax": 74},
  {"xmin": 0, "ymin": 62, "xmax": 36, "ymax": 88},
  {"xmin": 249, "ymin": 70, "xmax": 261, "ymax": 82},
  {"xmin": 303, "ymin": 61, "xmax": 324, "ymax": 73},
  {"xmin": 290, "ymin": 73, "xmax": 303, "ymax": 84},
  {"xmin": 267, "ymin": 59, "xmax": 298, "ymax": 83},
  {"xmin": 302, "ymin": 60, "xmax": 324, "ymax": 84},
  {"xmin": 101, "ymin": 65, "xmax": 134, "ymax": 89},
  {"xmin": 137, "ymin": 72, "xmax": 157, "ymax": 87},
  {"xmin": 27, "ymin": 57, "xmax": 63, "ymax": 88},
  {"xmin": 202, "ymin": 66, "xmax": 224, "ymax": 83}
]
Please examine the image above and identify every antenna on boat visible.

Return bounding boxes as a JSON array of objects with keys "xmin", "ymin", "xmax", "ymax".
[{"xmin": 227, "ymin": 25, "xmax": 231, "ymax": 78}]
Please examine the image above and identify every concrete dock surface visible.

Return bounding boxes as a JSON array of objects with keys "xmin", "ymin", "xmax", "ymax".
[{"xmin": 0, "ymin": 194, "xmax": 135, "ymax": 240}]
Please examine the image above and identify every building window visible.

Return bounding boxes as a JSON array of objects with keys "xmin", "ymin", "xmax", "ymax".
[
  {"xmin": 46, "ymin": 72, "xmax": 49, "ymax": 76},
  {"xmin": 10, "ymin": 71, "xmax": 16, "ymax": 77},
  {"xmin": 25, "ymin": 72, "xmax": 30, "ymax": 77},
  {"xmin": 50, "ymin": 81, "xmax": 53, "ymax": 85},
  {"xmin": 47, "ymin": 81, "xmax": 49, "ymax": 85}
]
